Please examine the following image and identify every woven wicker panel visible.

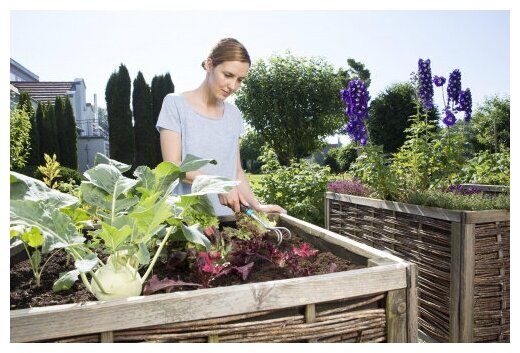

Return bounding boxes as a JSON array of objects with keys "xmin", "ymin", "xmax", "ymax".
[
  {"xmin": 473, "ymin": 221, "xmax": 510, "ymax": 342},
  {"xmin": 329, "ymin": 200, "xmax": 452, "ymax": 342},
  {"xmin": 46, "ymin": 293, "xmax": 387, "ymax": 343}
]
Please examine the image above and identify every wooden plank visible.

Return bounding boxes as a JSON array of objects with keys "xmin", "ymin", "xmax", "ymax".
[
  {"xmin": 324, "ymin": 197, "xmax": 330, "ymax": 230},
  {"xmin": 460, "ymin": 223, "xmax": 475, "ymax": 342},
  {"xmin": 11, "ymin": 263, "xmax": 407, "ymax": 342},
  {"xmin": 100, "ymin": 331, "xmax": 114, "ymax": 343},
  {"xmin": 207, "ymin": 335, "xmax": 219, "ymax": 343},
  {"xmin": 406, "ymin": 263, "xmax": 418, "ymax": 343},
  {"xmin": 463, "ymin": 210, "xmax": 510, "ymax": 224},
  {"xmin": 449, "ymin": 222, "xmax": 462, "ymax": 343},
  {"xmin": 280, "ymin": 214, "xmax": 409, "ymax": 265},
  {"xmin": 305, "ymin": 303, "xmax": 317, "ymax": 343},
  {"xmin": 386, "ymin": 289, "xmax": 408, "ymax": 342},
  {"xmin": 325, "ymin": 192, "xmax": 463, "ymax": 222}
]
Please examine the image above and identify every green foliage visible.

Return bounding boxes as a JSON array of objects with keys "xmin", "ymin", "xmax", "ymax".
[
  {"xmin": 256, "ymin": 147, "xmax": 331, "ymax": 226},
  {"xmin": 39, "ymin": 102, "xmax": 59, "ymax": 163},
  {"xmin": 239, "ymin": 128, "xmax": 265, "ymax": 173},
  {"xmin": 37, "ymin": 153, "xmax": 61, "ymax": 189},
  {"xmin": 366, "ymin": 82, "xmax": 415, "ymax": 153},
  {"xmin": 468, "ymin": 95, "xmax": 510, "ymax": 153},
  {"xmin": 17, "ymin": 91, "xmax": 40, "ymax": 166},
  {"xmin": 11, "ymin": 153, "xmax": 238, "ymax": 299},
  {"xmin": 235, "ymin": 52, "xmax": 344, "ymax": 165},
  {"xmin": 60, "ymin": 97, "xmax": 78, "ymax": 169},
  {"xmin": 402, "ymin": 189, "xmax": 509, "ymax": 211},
  {"xmin": 151, "ymin": 73, "xmax": 175, "ymax": 165},
  {"xmin": 133, "ymin": 71, "xmax": 156, "ymax": 168},
  {"xmin": 323, "ymin": 143, "xmax": 358, "ymax": 173},
  {"xmin": 106, "ymin": 63, "xmax": 135, "ymax": 166},
  {"xmin": 453, "ymin": 149, "xmax": 510, "ymax": 186},
  {"xmin": 10, "ymin": 108, "xmax": 32, "ymax": 170},
  {"xmin": 350, "ymin": 143, "xmax": 397, "ymax": 200},
  {"xmin": 340, "ymin": 58, "xmax": 372, "ymax": 88}
]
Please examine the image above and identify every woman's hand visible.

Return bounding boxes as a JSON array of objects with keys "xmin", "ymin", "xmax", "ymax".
[
  {"xmin": 218, "ymin": 188, "xmax": 249, "ymax": 213},
  {"xmin": 256, "ymin": 204, "xmax": 287, "ymax": 214}
]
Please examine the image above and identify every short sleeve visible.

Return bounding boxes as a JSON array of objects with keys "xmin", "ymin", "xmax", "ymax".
[{"xmin": 156, "ymin": 94, "xmax": 181, "ymax": 133}]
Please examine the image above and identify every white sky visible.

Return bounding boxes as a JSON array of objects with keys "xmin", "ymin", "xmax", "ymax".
[{"xmin": 2, "ymin": 1, "xmax": 518, "ymax": 351}]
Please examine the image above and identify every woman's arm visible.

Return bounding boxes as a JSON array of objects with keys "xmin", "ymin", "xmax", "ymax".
[{"xmin": 159, "ymin": 128, "xmax": 203, "ymax": 183}]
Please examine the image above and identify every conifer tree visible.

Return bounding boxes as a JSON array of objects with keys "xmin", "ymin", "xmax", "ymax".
[
  {"xmin": 40, "ymin": 102, "xmax": 59, "ymax": 161},
  {"xmin": 151, "ymin": 73, "xmax": 174, "ymax": 164},
  {"xmin": 35, "ymin": 102, "xmax": 45, "ymax": 164},
  {"xmin": 132, "ymin": 71, "xmax": 155, "ymax": 167},
  {"xmin": 105, "ymin": 63, "xmax": 134, "ymax": 165},
  {"xmin": 17, "ymin": 91, "xmax": 40, "ymax": 166},
  {"xmin": 54, "ymin": 96, "xmax": 65, "ymax": 163},
  {"xmin": 61, "ymin": 96, "xmax": 78, "ymax": 169}
]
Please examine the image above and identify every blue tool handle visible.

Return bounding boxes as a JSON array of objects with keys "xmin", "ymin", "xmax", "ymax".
[{"xmin": 239, "ymin": 203, "xmax": 254, "ymax": 216}]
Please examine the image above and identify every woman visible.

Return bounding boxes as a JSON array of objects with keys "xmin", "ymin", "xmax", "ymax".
[{"xmin": 156, "ymin": 38, "xmax": 286, "ymax": 217}]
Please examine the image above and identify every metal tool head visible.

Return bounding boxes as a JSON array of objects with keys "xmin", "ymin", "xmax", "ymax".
[{"xmin": 240, "ymin": 203, "xmax": 291, "ymax": 246}]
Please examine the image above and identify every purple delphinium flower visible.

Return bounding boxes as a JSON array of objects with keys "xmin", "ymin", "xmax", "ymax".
[
  {"xmin": 457, "ymin": 88, "xmax": 473, "ymax": 122},
  {"xmin": 432, "ymin": 75, "xmax": 446, "ymax": 87},
  {"xmin": 418, "ymin": 59, "xmax": 434, "ymax": 109},
  {"xmin": 340, "ymin": 79, "xmax": 370, "ymax": 145},
  {"xmin": 442, "ymin": 108, "xmax": 456, "ymax": 127},
  {"xmin": 446, "ymin": 69, "xmax": 462, "ymax": 107}
]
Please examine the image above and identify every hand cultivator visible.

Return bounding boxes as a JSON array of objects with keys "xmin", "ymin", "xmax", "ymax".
[{"xmin": 240, "ymin": 203, "xmax": 291, "ymax": 246}]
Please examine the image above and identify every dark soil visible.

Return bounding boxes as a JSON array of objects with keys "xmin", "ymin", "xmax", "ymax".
[{"xmin": 10, "ymin": 226, "xmax": 364, "ymax": 310}]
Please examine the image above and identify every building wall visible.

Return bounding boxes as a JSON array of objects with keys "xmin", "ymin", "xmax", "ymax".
[{"xmin": 77, "ymin": 136, "xmax": 109, "ymax": 173}]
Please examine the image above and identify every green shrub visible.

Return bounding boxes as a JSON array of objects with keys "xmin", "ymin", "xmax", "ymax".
[
  {"xmin": 255, "ymin": 146, "xmax": 331, "ymax": 226},
  {"xmin": 453, "ymin": 149, "xmax": 510, "ymax": 186}
]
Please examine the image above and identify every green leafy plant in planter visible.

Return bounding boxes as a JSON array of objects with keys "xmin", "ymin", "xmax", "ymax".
[{"xmin": 10, "ymin": 153, "xmax": 238, "ymax": 301}]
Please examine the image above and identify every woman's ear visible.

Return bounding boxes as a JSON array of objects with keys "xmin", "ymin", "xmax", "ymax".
[{"xmin": 205, "ymin": 58, "xmax": 213, "ymax": 71}]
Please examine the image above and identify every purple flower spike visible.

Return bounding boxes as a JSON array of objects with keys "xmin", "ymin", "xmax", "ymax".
[
  {"xmin": 442, "ymin": 108, "xmax": 456, "ymax": 127},
  {"xmin": 341, "ymin": 79, "xmax": 370, "ymax": 145},
  {"xmin": 457, "ymin": 88, "xmax": 472, "ymax": 122},
  {"xmin": 432, "ymin": 75, "xmax": 446, "ymax": 87},
  {"xmin": 447, "ymin": 69, "xmax": 462, "ymax": 107},
  {"xmin": 418, "ymin": 59, "xmax": 434, "ymax": 110}
]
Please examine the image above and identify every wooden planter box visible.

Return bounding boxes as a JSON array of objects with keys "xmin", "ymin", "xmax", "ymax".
[
  {"xmin": 10, "ymin": 214, "xmax": 417, "ymax": 343},
  {"xmin": 325, "ymin": 192, "xmax": 510, "ymax": 343}
]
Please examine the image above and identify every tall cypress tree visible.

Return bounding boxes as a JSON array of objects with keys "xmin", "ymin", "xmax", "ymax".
[
  {"xmin": 151, "ymin": 73, "xmax": 174, "ymax": 164},
  {"xmin": 106, "ymin": 63, "xmax": 134, "ymax": 166},
  {"xmin": 35, "ymin": 102, "xmax": 45, "ymax": 165},
  {"xmin": 40, "ymin": 102, "xmax": 59, "ymax": 161},
  {"xmin": 17, "ymin": 91, "xmax": 39, "ymax": 166},
  {"xmin": 61, "ymin": 96, "xmax": 78, "ymax": 169},
  {"xmin": 54, "ymin": 96, "xmax": 65, "ymax": 163},
  {"xmin": 132, "ymin": 71, "xmax": 155, "ymax": 167}
]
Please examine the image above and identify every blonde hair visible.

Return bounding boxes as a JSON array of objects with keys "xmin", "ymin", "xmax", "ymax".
[{"xmin": 202, "ymin": 38, "xmax": 251, "ymax": 69}]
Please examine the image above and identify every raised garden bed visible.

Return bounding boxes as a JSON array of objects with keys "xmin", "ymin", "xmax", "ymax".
[
  {"xmin": 325, "ymin": 192, "xmax": 510, "ymax": 343},
  {"xmin": 10, "ymin": 214, "xmax": 417, "ymax": 343}
]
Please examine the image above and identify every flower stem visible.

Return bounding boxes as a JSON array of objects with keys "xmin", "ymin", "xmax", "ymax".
[{"xmin": 141, "ymin": 226, "xmax": 175, "ymax": 284}]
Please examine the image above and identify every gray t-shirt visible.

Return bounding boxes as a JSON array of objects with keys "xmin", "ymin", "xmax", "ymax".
[{"xmin": 156, "ymin": 93, "xmax": 245, "ymax": 216}]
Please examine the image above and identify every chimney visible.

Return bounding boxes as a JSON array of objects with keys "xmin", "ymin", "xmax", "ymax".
[{"xmin": 94, "ymin": 93, "xmax": 98, "ymax": 123}]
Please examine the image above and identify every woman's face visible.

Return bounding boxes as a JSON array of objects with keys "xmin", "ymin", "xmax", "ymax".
[{"xmin": 207, "ymin": 60, "xmax": 250, "ymax": 100}]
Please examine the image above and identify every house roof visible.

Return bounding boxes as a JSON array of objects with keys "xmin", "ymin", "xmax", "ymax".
[{"xmin": 10, "ymin": 81, "xmax": 76, "ymax": 103}]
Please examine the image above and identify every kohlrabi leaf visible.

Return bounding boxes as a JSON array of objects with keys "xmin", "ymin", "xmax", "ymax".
[
  {"xmin": 74, "ymin": 253, "xmax": 99, "ymax": 273},
  {"xmin": 53, "ymin": 270, "xmax": 80, "ymax": 292},
  {"xmin": 93, "ymin": 153, "xmax": 131, "ymax": 173},
  {"xmin": 181, "ymin": 223, "xmax": 211, "ymax": 250},
  {"xmin": 180, "ymin": 154, "xmax": 217, "ymax": 172},
  {"xmin": 10, "ymin": 171, "xmax": 78, "ymax": 209},
  {"xmin": 10, "ymin": 200, "xmax": 85, "ymax": 253},
  {"xmin": 136, "ymin": 241, "xmax": 151, "ymax": 265},
  {"xmin": 80, "ymin": 182, "xmax": 139, "ymax": 214},
  {"xmin": 189, "ymin": 175, "xmax": 240, "ymax": 196},
  {"xmin": 20, "ymin": 227, "xmax": 44, "ymax": 248},
  {"xmin": 84, "ymin": 164, "xmax": 139, "ymax": 198},
  {"xmin": 96, "ymin": 223, "xmax": 132, "ymax": 253}
]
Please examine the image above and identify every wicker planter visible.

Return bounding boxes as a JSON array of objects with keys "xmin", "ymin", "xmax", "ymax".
[
  {"xmin": 325, "ymin": 192, "xmax": 510, "ymax": 343},
  {"xmin": 11, "ymin": 214, "xmax": 417, "ymax": 343}
]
